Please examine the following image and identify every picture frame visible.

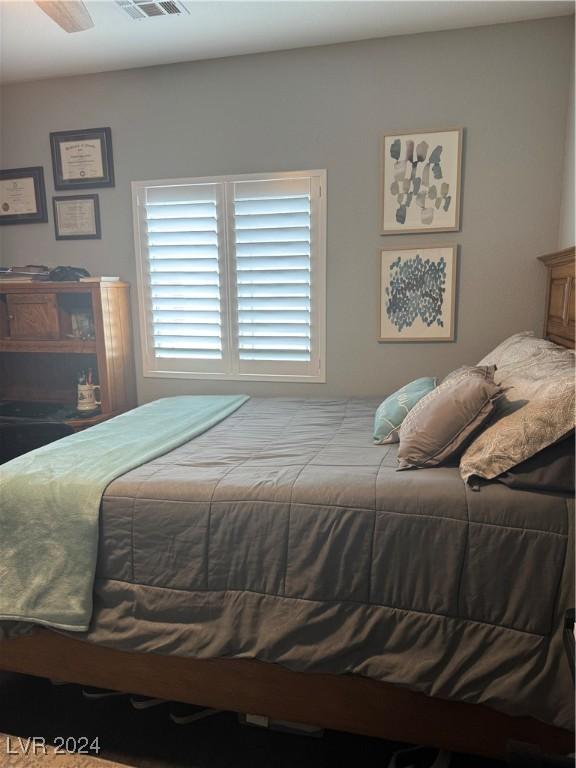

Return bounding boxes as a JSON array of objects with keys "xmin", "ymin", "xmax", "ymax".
[
  {"xmin": 50, "ymin": 127, "xmax": 115, "ymax": 190},
  {"xmin": 379, "ymin": 245, "xmax": 458, "ymax": 342},
  {"xmin": 0, "ymin": 167, "xmax": 48, "ymax": 225},
  {"xmin": 53, "ymin": 194, "xmax": 101, "ymax": 240},
  {"xmin": 381, "ymin": 128, "xmax": 463, "ymax": 235}
]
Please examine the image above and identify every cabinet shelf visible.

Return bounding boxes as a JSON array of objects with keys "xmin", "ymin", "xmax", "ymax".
[
  {"xmin": 0, "ymin": 339, "xmax": 97, "ymax": 354},
  {"xmin": 0, "ymin": 281, "xmax": 136, "ymax": 429}
]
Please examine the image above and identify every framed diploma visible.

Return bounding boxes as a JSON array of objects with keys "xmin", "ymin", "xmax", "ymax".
[
  {"xmin": 53, "ymin": 195, "xmax": 101, "ymax": 240},
  {"xmin": 50, "ymin": 127, "xmax": 114, "ymax": 190},
  {"xmin": 0, "ymin": 167, "xmax": 48, "ymax": 225}
]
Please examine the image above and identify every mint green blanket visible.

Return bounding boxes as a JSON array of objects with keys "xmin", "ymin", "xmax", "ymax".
[{"xmin": 0, "ymin": 395, "xmax": 248, "ymax": 632}]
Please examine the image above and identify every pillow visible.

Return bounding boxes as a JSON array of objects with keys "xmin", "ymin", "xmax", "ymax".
[
  {"xmin": 496, "ymin": 433, "xmax": 574, "ymax": 493},
  {"xmin": 397, "ymin": 366, "xmax": 502, "ymax": 470},
  {"xmin": 442, "ymin": 364, "xmax": 497, "ymax": 384},
  {"xmin": 477, "ymin": 331, "xmax": 536, "ymax": 368},
  {"xmin": 478, "ymin": 331, "xmax": 575, "ymax": 387},
  {"xmin": 459, "ymin": 373, "xmax": 575, "ymax": 482},
  {"xmin": 373, "ymin": 377, "xmax": 437, "ymax": 444}
]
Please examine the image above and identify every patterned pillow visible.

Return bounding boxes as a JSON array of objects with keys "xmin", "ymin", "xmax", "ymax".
[
  {"xmin": 397, "ymin": 366, "xmax": 501, "ymax": 469},
  {"xmin": 478, "ymin": 332, "xmax": 575, "ymax": 386},
  {"xmin": 373, "ymin": 377, "xmax": 437, "ymax": 444},
  {"xmin": 477, "ymin": 331, "xmax": 536, "ymax": 368},
  {"xmin": 460, "ymin": 373, "xmax": 575, "ymax": 482}
]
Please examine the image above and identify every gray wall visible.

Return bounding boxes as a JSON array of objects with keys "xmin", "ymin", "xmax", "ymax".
[
  {"xmin": 0, "ymin": 17, "xmax": 573, "ymax": 402},
  {"xmin": 559, "ymin": 56, "xmax": 575, "ymax": 249}
]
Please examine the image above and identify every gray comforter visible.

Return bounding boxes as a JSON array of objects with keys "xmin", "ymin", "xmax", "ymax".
[{"xmin": 81, "ymin": 398, "xmax": 574, "ymax": 730}]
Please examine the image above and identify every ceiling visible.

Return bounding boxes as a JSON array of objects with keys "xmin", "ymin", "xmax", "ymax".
[{"xmin": 0, "ymin": 0, "xmax": 573, "ymax": 84}]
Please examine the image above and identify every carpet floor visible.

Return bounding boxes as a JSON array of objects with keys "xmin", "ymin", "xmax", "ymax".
[{"xmin": 0, "ymin": 673, "xmax": 505, "ymax": 767}]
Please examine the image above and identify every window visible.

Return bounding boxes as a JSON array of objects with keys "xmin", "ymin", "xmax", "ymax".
[{"xmin": 132, "ymin": 171, "xmax": 326, "ymax": 382}]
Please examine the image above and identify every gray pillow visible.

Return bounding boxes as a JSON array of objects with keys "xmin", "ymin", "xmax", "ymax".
[
  {"xmin": 397, "ymin": 365, "xmax": 502, "ymax": 470},
  {"xmin": 496, "ymin": 433, "xmax": 574, "ymax": 493},
  {"xmin": 442, "ymin": 364, "xmax": 497, "ymax": 384}
]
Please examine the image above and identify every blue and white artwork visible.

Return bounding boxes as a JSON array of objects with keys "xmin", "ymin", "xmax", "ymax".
[
  {"xmin": 380, "ymin": 247, "xmax": 457, "ymax": 341},
  {"xmin": 382, "ymin": 129, "xmax": 462, "ymax": 234}
]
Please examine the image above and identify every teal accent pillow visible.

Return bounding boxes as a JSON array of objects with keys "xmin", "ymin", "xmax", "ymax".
[{"xmin": 373, "ymin": 377, "xmax": 437, "ymax": 445}]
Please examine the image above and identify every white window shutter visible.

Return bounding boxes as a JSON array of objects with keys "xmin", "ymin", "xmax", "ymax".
[
  {"xmin": 133, "ymin": 171, "xmax": 325, "ymax": 382},
  {"xmin": 138, "ymin": 182, "xmax": 229, "ymax": 374},
  {"xmin": 232, "ymin": 177, "xmax": 312, "ymax": 367},
  {"xmin": 231, "ymin": 176, "xmax": 324, "ymax": 379}
]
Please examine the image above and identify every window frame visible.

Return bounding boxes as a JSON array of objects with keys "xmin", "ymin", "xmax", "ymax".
[{"xmin": 132, "ymin": 169, "xmax": 327, "ymax": 383}]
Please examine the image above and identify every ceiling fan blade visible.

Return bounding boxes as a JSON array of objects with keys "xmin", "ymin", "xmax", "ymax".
[{"xmin": 34, "ymin": 1, "xmax": 94, "ymax": 33}]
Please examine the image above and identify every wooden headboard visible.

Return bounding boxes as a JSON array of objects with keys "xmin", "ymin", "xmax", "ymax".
[{"xmin": 538, "ymin": 246, "xmax": 575, "ymax": 349}]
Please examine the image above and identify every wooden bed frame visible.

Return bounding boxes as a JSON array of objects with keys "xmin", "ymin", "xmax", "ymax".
[
  {"xmin": 1, "ymin": 631, "xmax": 573, "ymax": 759},
  {"xmin": 538, "ymin": 246, "xmax": 575, "ymax": 349},
  {"xmin": 1, "ymin": 247, "xmax": 574, "ymax": 760}
]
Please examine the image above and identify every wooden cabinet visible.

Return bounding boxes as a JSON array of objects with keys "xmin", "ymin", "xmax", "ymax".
[
  {"xmin": 538, "ymin": 247, "xmax": 575, "ymax": 349},
  {"xmin": 6, "ymin": 293, "xmax": 60, "ymax": 339},
  {"xmin": 0, "ymin": 281, "xmax": 137, "ymax": 429}
]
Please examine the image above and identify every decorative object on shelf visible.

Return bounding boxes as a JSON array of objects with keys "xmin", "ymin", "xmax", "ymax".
[
  {"xmin": 50, "ymin": 127, "xmax": 114, "ymax": 190},
  {"xmin": 0, "ymin": 265, "xmax": 50, "ymax": 281},
  {"xmin": 53, "ymin": 194, "xmax": 101, "ymax": 239},
  {"xmin": 76, "ymin": 383, "xmax": 101, "ymax": 413},
  {"xmin": 379, "ymin": 245, "xmax": 457, "ymax": 342},
  {"xmin": 48, "ymin": 266, "xmax": 90, "ymax": 281},
  {"xmin": 0, "ymin": 167, "xmax": 48, "ymax": 225},
  {"xmin": 79, "ymin": 276, "xmax": 119, "ymax": 282},
  {"xmin": 381, "ymin": 128, "xmax": 462, "ymax": 234},
  {"xmin": 69, "ymin": 311, "xmax": 95, "ymax": 340},
  {"xmin": 76, "ymin": 368, "xmax": 101, "ymax": 414}
]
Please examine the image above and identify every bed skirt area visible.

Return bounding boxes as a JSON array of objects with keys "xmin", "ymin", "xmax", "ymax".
[{"xmin": 1, "ymin": 629, "xmax": 574, "ymax": 760}]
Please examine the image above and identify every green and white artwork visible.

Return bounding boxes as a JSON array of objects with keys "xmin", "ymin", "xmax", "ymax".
[{"xmin": 381, "ymin": 129, "xmax": 462, "ymax": 234}]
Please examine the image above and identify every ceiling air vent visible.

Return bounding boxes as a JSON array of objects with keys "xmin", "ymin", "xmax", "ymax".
[{"xmin": 115, "ymin": 0, "xmax": 189, "ymax": 19}]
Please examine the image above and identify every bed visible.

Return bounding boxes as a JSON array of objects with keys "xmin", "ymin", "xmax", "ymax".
[{"xmin": 1, "ymin": 247, "xmax": 574, "ymax": 760}]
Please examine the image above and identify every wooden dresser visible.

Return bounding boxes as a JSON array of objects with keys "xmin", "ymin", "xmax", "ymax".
[
  {"xmin": 538, "ymin": 246, "xmax": 575, "ymax": 349},
  {"xmin": 0, "ymin": 280, "xmax": 136, "ymax": 429}
]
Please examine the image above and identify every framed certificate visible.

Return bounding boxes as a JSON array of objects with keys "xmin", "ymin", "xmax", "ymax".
[
  {"xmin": 53, "ymin": 195, "xmax": 101, "ymax": 240},
  {"xmin": 50, "ymin": 127, "xmax": 114, "ymax": 190},
  {"xmin": 0, "ymin": 167, "xmax": 48, "ymax": 225}
]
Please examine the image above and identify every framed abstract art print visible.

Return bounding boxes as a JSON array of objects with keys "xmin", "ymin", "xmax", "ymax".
[
  {"xmin": 379, "ymin": 245, "xmax": 457, "ymax": 342},
  {"xmin": 381, "ymin": 128, "xmax": 462, "ymax": 234}
]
